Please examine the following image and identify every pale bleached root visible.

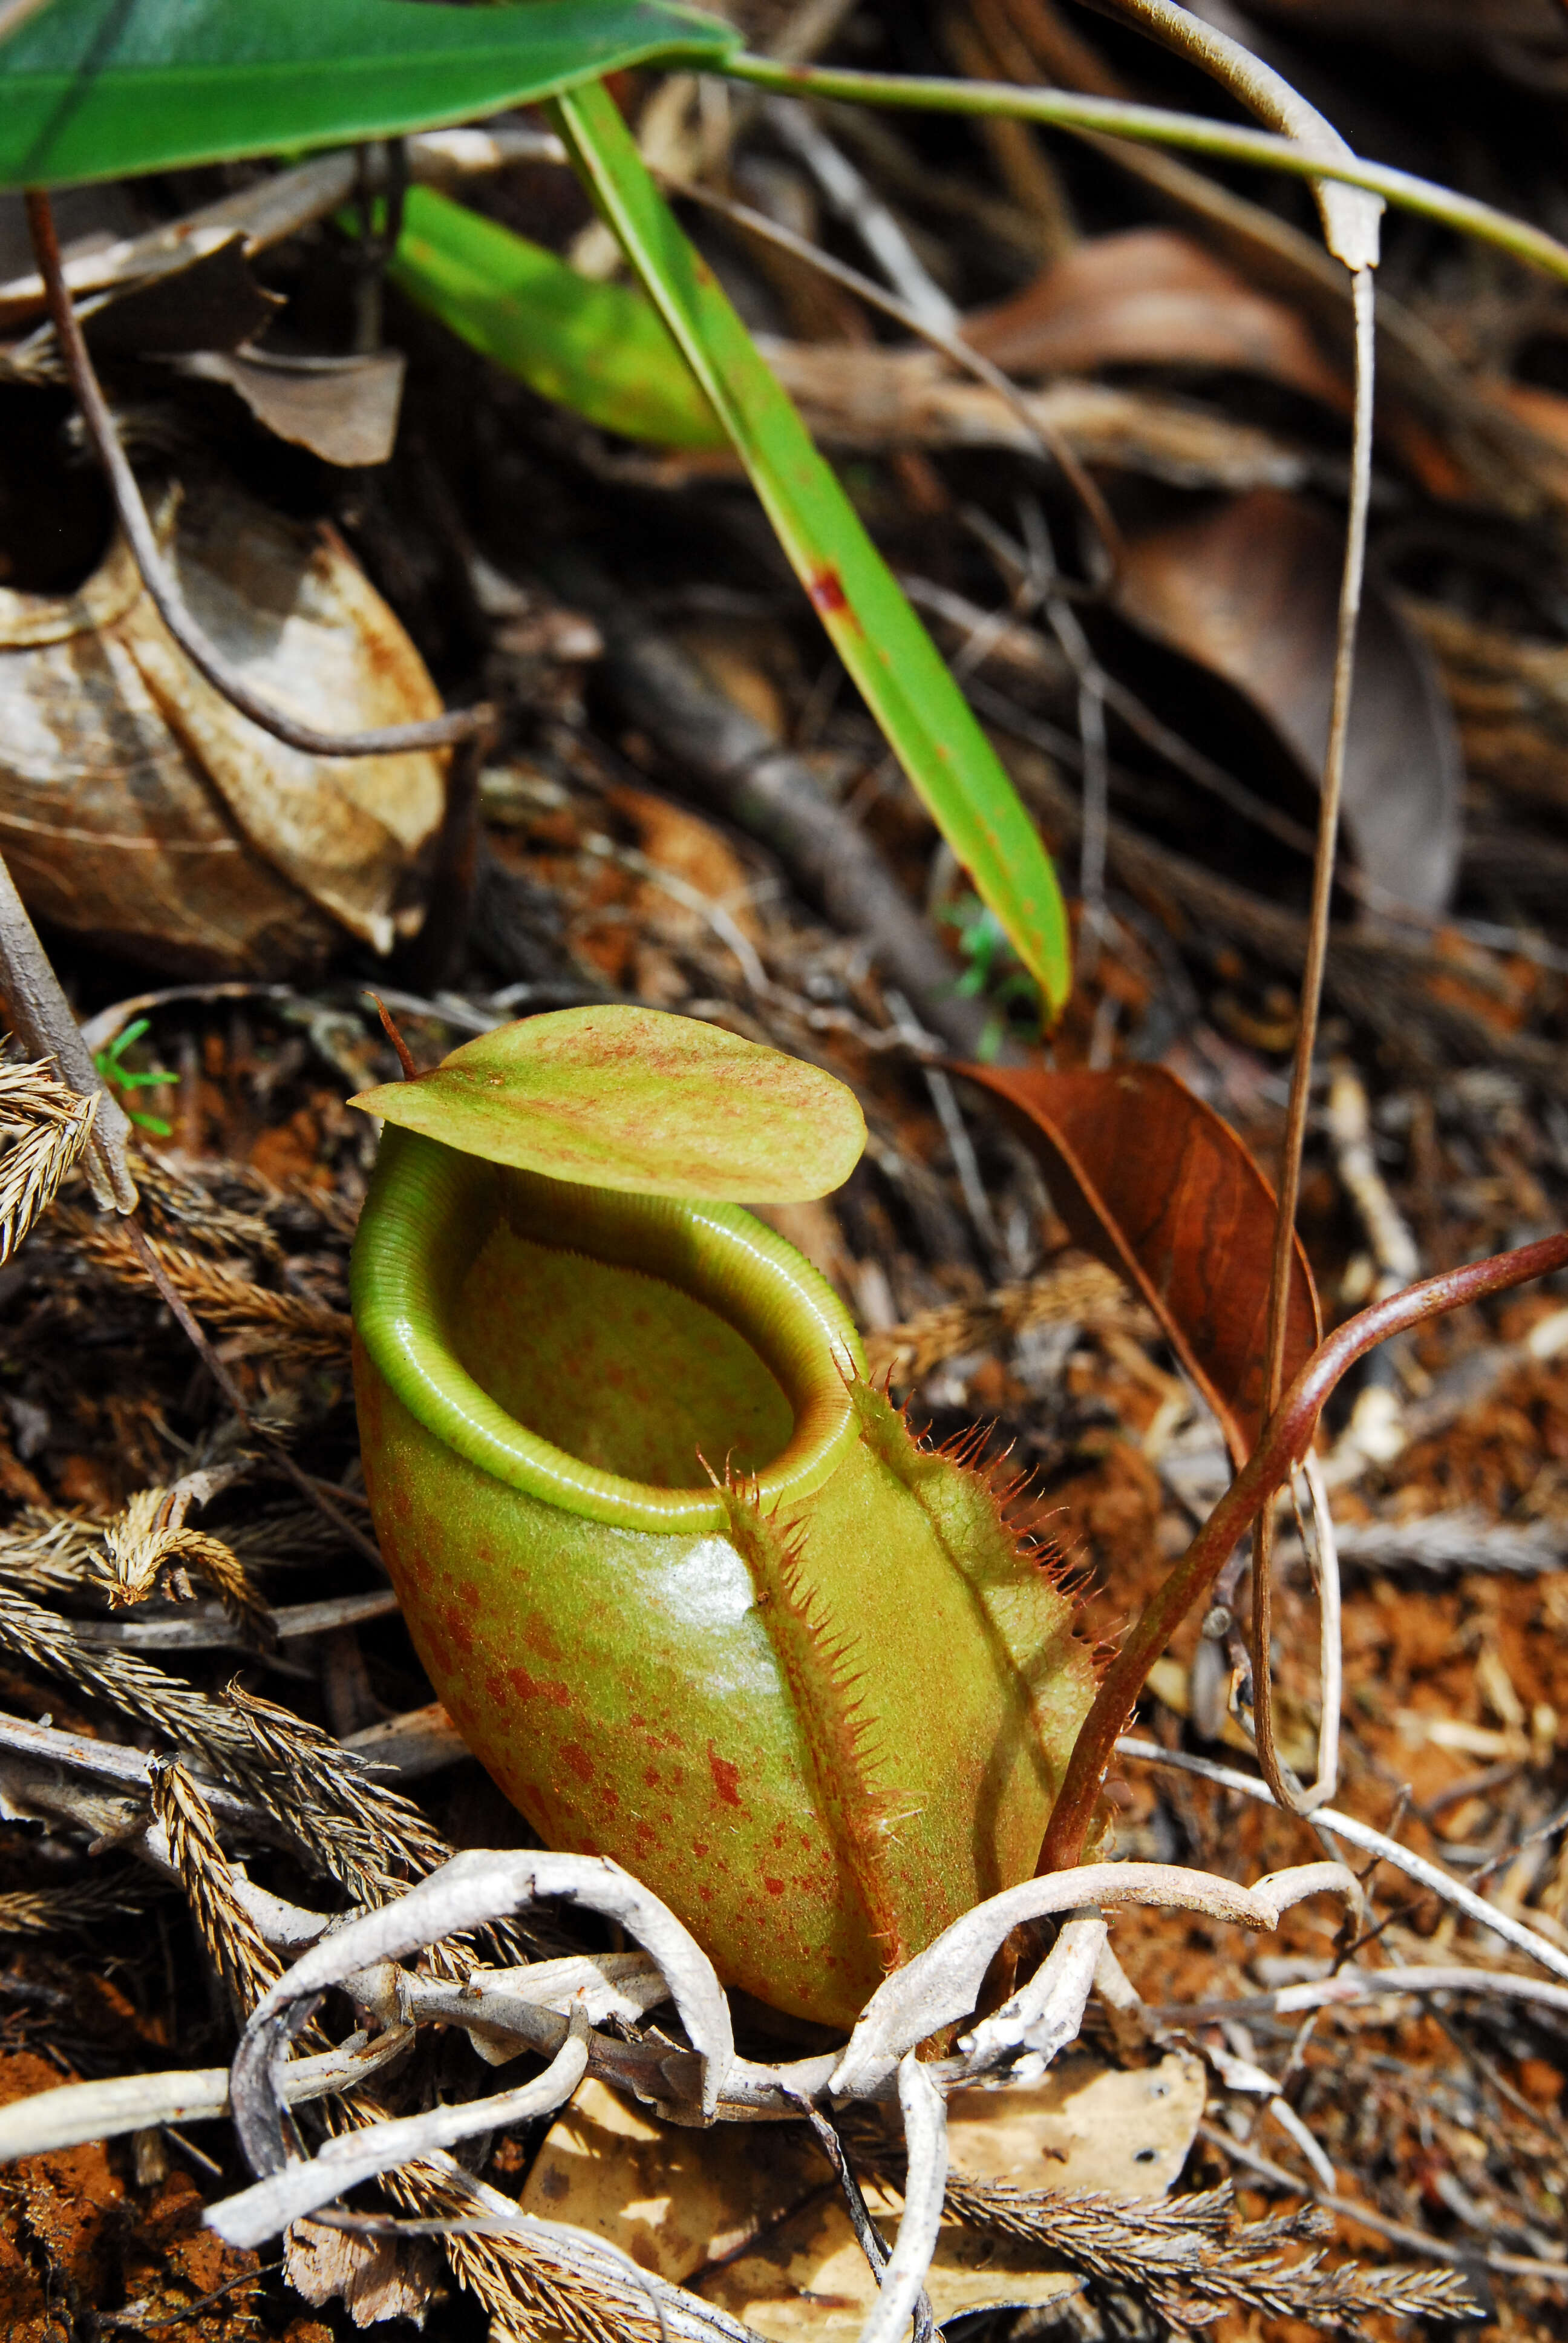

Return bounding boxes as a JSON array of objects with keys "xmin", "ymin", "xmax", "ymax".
[
  {"xmin": 0, "ymin": 1815, "xmax": 1457, "ymax": 2343},
  {"xmin": 211, "ymin": 2022, "xmax": 591, "ymax": 2248},
  {"xmin": 0, "ymin": 2024, "xmax": 413, "ymax": 2162},
  {"xmin": 828, "ymin": 1858, "xmax": 1359, "ymax": 2099},
  {"xmin": 857, "ymin": 2056, "xmax": 948, "ymax": 2343}
]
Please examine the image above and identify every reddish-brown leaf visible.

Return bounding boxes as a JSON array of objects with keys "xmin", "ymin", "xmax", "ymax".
[{"xmin": 960, "ymin": 1063, "xmax": 1319, "ymax": 1465}]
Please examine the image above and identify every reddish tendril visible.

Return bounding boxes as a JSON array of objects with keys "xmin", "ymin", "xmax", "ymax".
[{"xmin": 1039, "ymin": 1229, "xmax": 1568, "ymax": 1873}]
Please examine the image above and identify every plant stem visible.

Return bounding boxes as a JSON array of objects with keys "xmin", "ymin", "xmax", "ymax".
[
  {"xmin": 1037, "ymin": 1230, "xmax": 1568, "ymax": 1873},
  {"xmin": 722, "ymin": 57, "xmax": 1568, "ymax": 285},
  {"xmin": 24, "ymin": 189, "xmax": 491, "ymax": 762},
  {"xmin": 1251, "ymin": 261, "xmax": 1376, "ymax": 1813}
]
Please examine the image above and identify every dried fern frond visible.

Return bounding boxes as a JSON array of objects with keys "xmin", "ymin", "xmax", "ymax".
[
  {"xmin": 381, "ymin": 2158, "xmax": 656, "ymax": 2343},
  {"xmin": 0, "ymin": 1579, "xmax": 258, "ymax": 1768},
  {"xmin": 0, "ymin": 1866, "xmax": 152, "ymax": 1935},
  {"xmin": 50, "ymin": 1209, "xmax": 351, "ymax": 1364},
  {"xmin": 863, "ymin": 1254, "xmax": 1157, "ymax": 1386},
  {"xmin": 102, "ymin": 1487, "xmax": 273, "ymax": 1648},
  {"xmin": 151, "ymin": 1756, "xmax": 284, "ymax": 2017},
  {"xmin": 132, "ymin": 1151, "xmax": 284, "ymax": 1266},
  {"xmin": 0, "ymin": 1059, "xmax": 97, "ymax": 1268},
  {"xmin": 849, "ymin": 2145, "xmax": 1478, "ymax": 2332},
  {"xmin": 0, "ymin": 1587, "xmax": 455, "ymax": 1918},
  {"xmin": 223, "ymin": 1683, "xmax": 452, "ymax": 1906},
  {"xmin": 0, "ymin": 1513, "xmax": 103, "ymax": 1601}
]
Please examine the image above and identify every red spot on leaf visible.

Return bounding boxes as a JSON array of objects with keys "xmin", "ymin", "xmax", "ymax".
[
  {"xmin": 808, "ymin": 566, "xmax": 848, "ymax": 615},
  {"xmin": 508, "ymin": 1665, "xmax": 571, "ymax": 1709},
  {"xmin": 763, "ymin": 1876, "xmax": 786, "ymax": 1896},
  {"xmin": 561, "ymin": 1742, "xmax": 594, "ymax": 1784},
  {"xmin": 708, "ymin": 1745, "xmax": 742, "ymax": 1807}
]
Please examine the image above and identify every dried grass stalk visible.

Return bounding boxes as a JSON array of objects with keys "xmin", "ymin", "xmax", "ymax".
[{"xmin": 863, "ymin": 1253, "xmax": 1157, "ymax": 1384}]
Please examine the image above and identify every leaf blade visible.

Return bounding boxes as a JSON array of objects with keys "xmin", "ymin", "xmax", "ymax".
[
  {"xmin": 0, "ymin": 0, "xmax": 737, "ymax": 188},
  {"xmin": 388, "ymin": 185, "xmax": 725, "ymax": 451},
  {"xmin": 550, "ymin": 76, "xmax": 1073, "ymax": 1017},
  {"xmin": 960, "ymin": 1061, "xmax": 1320, "ymax": 1464},
  {"xmin": 351, "ymin": 1004, "xmax": 867, "ymax": 1202}
]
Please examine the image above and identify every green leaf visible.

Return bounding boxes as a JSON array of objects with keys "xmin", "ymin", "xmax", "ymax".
[
  {"xmin": 388, "ymin": 186, "xmax": 725, "ymax": 451},
  {"xmin": 351, "ymin": 1004, "xmax": 867, "ymax": 1202},
  {"xmin": 0, "ymin": 0, "xmax": 737, "ymax": 189},
  {"xmin": 549, "ymin": 79, "xmax": 1073, "ymax": 1015}
]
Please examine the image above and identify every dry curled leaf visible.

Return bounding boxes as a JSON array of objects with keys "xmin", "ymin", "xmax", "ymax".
[
  {"xmin": 965, "ymin": 228, "xmax": 1349, "ymax": 410},
  {"xmin": 178, "ymin": 347, "xmax": 407, "ymax": 467},
  {"xmin": 0, "ymin": 479, "xmax": 449, "ymax": 975},
  {"xmin": 1114, "ymin": 488, "xmax": 1463, "ymax": 915},
  {"xmin": 959, "ymin": 1063, "xmax": 1320, "ymax": 1465}
]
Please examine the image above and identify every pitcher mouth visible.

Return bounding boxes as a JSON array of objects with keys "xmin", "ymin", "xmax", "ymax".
[{"xmin": 350, "ymin": 1127, "xmax": 867, "ymax": 1533}]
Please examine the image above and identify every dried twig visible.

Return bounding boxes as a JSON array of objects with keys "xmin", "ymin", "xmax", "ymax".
[{"xmin": 1116, "ymin": 1738, "xmax": 1568, "ymax": 1982}]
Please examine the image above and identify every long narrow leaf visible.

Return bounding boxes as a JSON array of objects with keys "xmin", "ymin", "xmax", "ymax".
[
  {"xmin": 550, "ymin": 77, "xmax": 1072, "ymax": 1015},
  {"xmin": 389, "ymin": 186, "xmax": 725, "ymax": 453},
  {"xmin": 0, "ymin": 0, "xmax": 737, "ymax": 189}
]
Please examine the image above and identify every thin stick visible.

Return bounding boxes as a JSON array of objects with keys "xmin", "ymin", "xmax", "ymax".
[
  {"xmin": 1295, "ymin": 1454, "xmax": 1342, "ymax": 1810},
  {"xmin": 24, "ymin": 190, "xmax": 491, "ymax": 762},
  {"xmin": 1038, "ymin": 1230, "xmax": 1568, "ymax": 1875},
  {"xmin": 792, "ymin": 2099, "xmax": 936, "ymax": 2343},
  {"xmin": 1252, "ymin": 262, "xmax": 1376, "ymax": 1812},
  {"xmin": 123, "ymin": 1222, "xmax": 385, "ymax": 1576},
  {"xmin": 722, "ymin": 59, "xmax": 1568, "ymax": 285}
]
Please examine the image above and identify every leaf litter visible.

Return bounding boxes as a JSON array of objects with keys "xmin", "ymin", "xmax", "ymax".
[{"xmin": 2, "ymin": 4, "xmax": 1568, "ymax": 2340}]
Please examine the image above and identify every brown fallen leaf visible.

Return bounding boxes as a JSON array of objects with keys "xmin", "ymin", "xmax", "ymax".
[
  {"xmin": 964, "ymin": 227, "xmax": 1350, "ymax": 411},
  {"xmin": 958, "ymin": 1063, "xmax": 1320, "ymax": 1465},
  {"xmin": 1114, "ymin": 488, "xmax": 1463, "ymax": 915},
  {"xmin": 0, "ymin": 478, "xmax": 449, "ymax": 975},
  {"xmin": 518, "ymin": 2052, "xmax": 1204, "ymax": 2340},
  {"xmin": 946, "ymin": 2048, "xmax": 1207, "ymax": 2197},
  {"xmin": 285, "ymin": 2217, "xmax": 440, "ymax": 2330}
]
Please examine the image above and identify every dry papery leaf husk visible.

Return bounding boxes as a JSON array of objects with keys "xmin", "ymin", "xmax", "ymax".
[{"xmin": 0, "ymin": 477, "xmax": 449, "ymax": 976}]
